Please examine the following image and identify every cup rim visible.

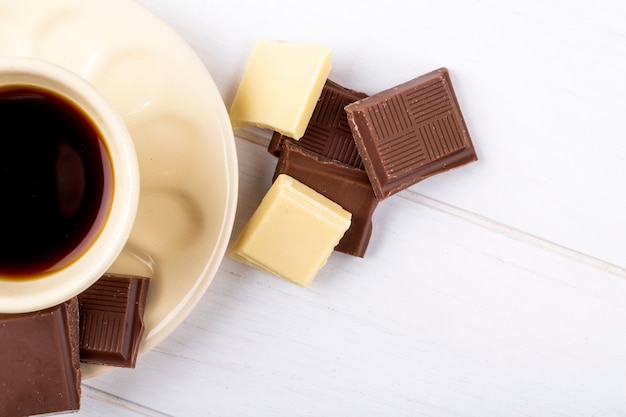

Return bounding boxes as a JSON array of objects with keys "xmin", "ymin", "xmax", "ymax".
[{"xmin": 0, "ymin": 57, "xmax": 140, "ymax": 314}]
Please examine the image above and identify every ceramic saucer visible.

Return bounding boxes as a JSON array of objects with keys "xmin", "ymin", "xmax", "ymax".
[{"xmin": 0, "ymin": 0, "xmax": 238, "ymax": 378}]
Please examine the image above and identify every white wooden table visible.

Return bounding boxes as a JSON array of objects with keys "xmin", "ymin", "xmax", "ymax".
[{"xmin": 72, "ymin": 0, "xmax": 626, "ymax": 415}]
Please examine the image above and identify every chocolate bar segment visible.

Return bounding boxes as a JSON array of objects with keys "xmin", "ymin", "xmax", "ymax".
[
  {"xmin": 0, "ymin": 298, "xmax": 81, "ymax": 417},
  {"xmin": 78, "ymin": 273, "xmax": 150, "ymax": 368},
  {"xmin": 274, "ymin": 141, "xmax": 377, "ymax": 257},
  {"xmin": 345, "ymin": 68, "xmax": 477, "ymax": 200},
  {"xmin": 269, "ymin": 79, "xmax": 367, "ymax": 169}
]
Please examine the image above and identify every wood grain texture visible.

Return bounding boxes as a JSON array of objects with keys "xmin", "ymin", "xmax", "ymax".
[{"xmin": 70, "ymin": 0, "xmax": 626, "ymax": 415}]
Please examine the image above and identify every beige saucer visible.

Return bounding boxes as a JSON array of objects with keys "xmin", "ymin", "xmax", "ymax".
[{"xmin": 0, "ymin": 0, "xmax": 238, "ymax": 378}]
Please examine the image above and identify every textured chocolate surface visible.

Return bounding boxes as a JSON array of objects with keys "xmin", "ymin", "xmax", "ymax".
[
  {"xmin": 269, "ymin": 79, "xmax": 367, "ymax": 169},
  {"xmin": 0, "ymin": 298, "xmax": 81, "ymax": 417},
  {"xmin": 274, "ymin": 141, "xmax": 378, "ymax": 257},
  {"xmin": 78, "ymin": 273, "xmax": 150, "ymax": 368},
  {"xmin": 345, "ymin": 68, "xmax": 477, "ymax": 200}
]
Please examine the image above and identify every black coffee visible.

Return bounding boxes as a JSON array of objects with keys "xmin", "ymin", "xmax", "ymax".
[{"xmin": 0, "ymin": 86, "xmax": 113, "ymax": 278}]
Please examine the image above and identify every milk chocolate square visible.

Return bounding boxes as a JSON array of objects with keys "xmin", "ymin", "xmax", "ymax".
[
  {"xmin": 269, "ymin": 79, "xmax": 367, "ymax": 170},
  {"xmin": 78, "ymin": 273, "xmax": 149, "ymax": 368},
  {"xmin": 345, "ymin": 68, "xmax": 477, "ymax": 200},
  {"xmin": 0, "ymin": 298, "xmax": 81, "ymax": 417}
]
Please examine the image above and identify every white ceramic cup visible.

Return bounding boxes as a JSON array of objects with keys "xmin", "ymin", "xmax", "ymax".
[{"xmin": 0, "ymin": 57, "xmax": 139, "ymax": 314}]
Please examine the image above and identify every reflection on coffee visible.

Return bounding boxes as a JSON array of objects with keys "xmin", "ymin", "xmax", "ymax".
[{"xmin": 0, "ymin": 86, "xmax": 113, "ymax": 277}]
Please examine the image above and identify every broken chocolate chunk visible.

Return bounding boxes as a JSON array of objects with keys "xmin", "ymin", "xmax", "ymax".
[
  {"xmin": 270, "ymin": 79, "xmax": 367, "ymax": 170},
  {"xmin": 78, "ymin": 273, "xmax": 150, "ymax": 368}
]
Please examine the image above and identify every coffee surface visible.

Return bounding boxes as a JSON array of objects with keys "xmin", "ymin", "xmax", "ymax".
[{"xmin": 0, "ymin": 86, "xmax": 112, "ymax": 277}]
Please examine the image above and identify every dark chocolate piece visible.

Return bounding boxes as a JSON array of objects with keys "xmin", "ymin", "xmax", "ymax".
[
  {"xmin": 274, "ymin": 141, "xmax": 378, "ymax": 257},
  {"xmin": 0, "ymin": 298, "xmax": 81, "ymax": 417},
  {"xmin": 78, "ymin": 273, "xmax": 150, "ymax": 368},
  {"xmin": 269, "ymin": 79, "xmax": 367, "ymax": 169},
  {"xmin": 345, "ymin": 68, "xmax": 477, "ymax": 200}
]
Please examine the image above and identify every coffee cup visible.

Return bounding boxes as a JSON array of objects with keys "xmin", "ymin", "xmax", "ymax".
[{"xmin": 0, "ymin": 57, "xmax": 139, "ymax": 313}]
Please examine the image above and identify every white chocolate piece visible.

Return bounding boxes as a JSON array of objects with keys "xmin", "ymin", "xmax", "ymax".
[
  {"xmin": 229, "ymin": 174, "xmax": 351, "ymax": 287},
  {"xmin": 229, "ymin": 41, "xmax": 332, "ymax": 140}
]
